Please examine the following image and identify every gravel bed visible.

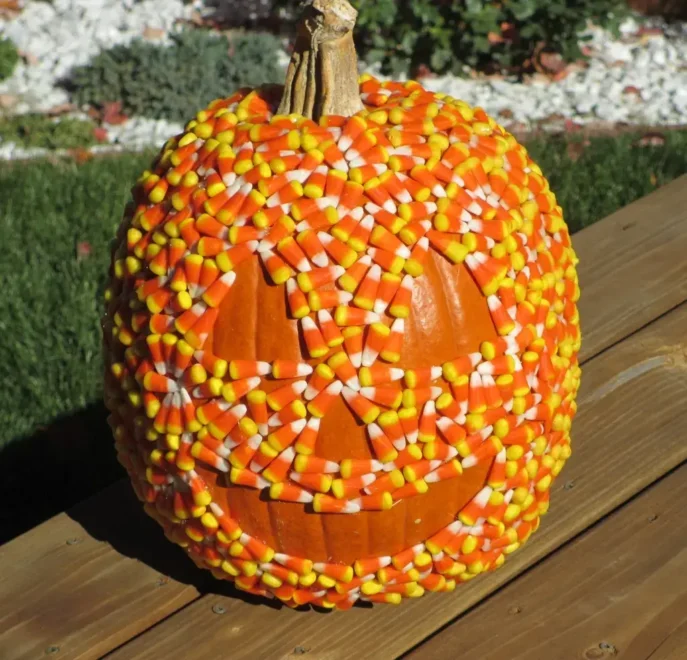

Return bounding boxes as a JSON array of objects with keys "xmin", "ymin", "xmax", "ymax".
[{"xmin": 0, "ymin": 1, "xmax": 685, "ymax": 159}]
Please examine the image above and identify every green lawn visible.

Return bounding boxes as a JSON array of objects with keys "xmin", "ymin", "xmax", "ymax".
[{"xmin": 0, "ymin": 130, "xmax": 685, "ymax": 541}]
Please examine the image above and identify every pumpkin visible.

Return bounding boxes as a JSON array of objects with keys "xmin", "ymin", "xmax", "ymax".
[{"xmin": 103, "ymin": 0, "xmax": 581, "ymax": 609}]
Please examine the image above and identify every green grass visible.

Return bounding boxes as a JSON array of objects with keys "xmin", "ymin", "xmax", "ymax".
[
  {"xmin": 0, "ymin": 151, "xmax": 153, "ymax": 446},
  {"xmin": 0, "ymin": 130, "xmax": 685, "ymax": 541},
  {"xmin": 0, "ymin": 113, "xmax": 98, "ymax": 150},
  {"xmin": 526, "ymin": 130, "xmax": 687, "ymax": 231},
  {"xmin": 0, "ymin": 36, "xmax": 19, "ymax": 82}
]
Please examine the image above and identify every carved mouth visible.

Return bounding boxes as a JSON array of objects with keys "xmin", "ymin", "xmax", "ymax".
[{"xmin": 208, "ymin": 459, "xmax": 493, "ymax": 564}]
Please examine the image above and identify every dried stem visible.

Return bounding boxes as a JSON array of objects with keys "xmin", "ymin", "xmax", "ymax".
[{"xmin": 277, "ymin": 0, "xmax": 364, "ymax": 121}]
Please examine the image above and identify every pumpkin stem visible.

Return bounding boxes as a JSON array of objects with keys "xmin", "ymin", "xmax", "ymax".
[{"xmin": 277, "ymin": 0, "xmax": 364, "ymax": 121}]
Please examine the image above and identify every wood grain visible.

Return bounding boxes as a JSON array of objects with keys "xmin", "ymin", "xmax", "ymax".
[
  {"xmin": 107, "ymin": 300, "xmax": 687, "ymax": 660},
  {"xmin": 408, "ymin": 463, "xmax": 687, "ymax": 660},
  {"xmin": 0, "ymin": 482, "xmax": 204, "ymax": 660},
  {"xmin": 574, "ymin": 175, "xmax": 687, "ymax": 363},
  {"xmin": 2, "ymin": 177, "xmax": 685, "ymax": 659},
  {"xmin": 648, "ymin": 620, "xmax": 687, "ymax": 660}
]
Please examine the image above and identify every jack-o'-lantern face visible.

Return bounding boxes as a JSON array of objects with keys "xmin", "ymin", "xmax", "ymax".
[{"xmin": 104, "ymin": 75, "xmax": 581, "ymax": 608}]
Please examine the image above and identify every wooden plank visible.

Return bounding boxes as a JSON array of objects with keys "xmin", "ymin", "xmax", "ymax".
[
  {"xmin": 106, "ymin": 299, "xmax": 687, "ymax": 660},
  {"xmin": 650, "ymin": 621, "xmax": 687, "ymax": 660},
  {"xmin": 0, "ymin": 482, "xmax": 204, "ymax": 660},
  {"xmin": 407, "ymin": 463, "xmax": 687, "ymax": 660},
  {"xmin": 574, "ymin": 175, "xmax": 687, "ymax": 362},
  {"xmin": 2, "ymin": 177, "xmax": 685, "ymax": 659}
]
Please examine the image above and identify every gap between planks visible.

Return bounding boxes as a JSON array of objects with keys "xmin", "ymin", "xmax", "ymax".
[
  {"xmin": 106, "ymin": 291, "xmax": 687, "ymax": 659},
  {"xmin": 0, "ymin": 174, "xmax": 685, "ymax": 660},
  {"xmin": 406, "ymin": 462, "xmax": 687, "ymax": 659}
]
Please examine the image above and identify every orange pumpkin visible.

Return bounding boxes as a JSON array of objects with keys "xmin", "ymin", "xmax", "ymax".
[{"xmin": 104, "ymin": 0, "xmax": 581, "ymax": 608}]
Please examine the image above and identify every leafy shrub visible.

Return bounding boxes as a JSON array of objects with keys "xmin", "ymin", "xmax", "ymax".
[
  {"xmin": 206, "ymin": 0, "xmax": 275, "ymax": 24},
  {"xmin": 66, "ymin": 30, "xmax": 284, "ymax": 122},
  {"xmin": 0, "ymin": 114, "xmax": 97, "ymax": 150},
  {"xmin": 0, "ymin": 37, "xmax": 20, "ymax": 81},
  {"xmin": 276, "ymin": 0, "xmax": 629, "ymax": 75}
]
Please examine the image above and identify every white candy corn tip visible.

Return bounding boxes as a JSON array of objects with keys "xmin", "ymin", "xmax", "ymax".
[{"xmin": 326, "ymin": 380, "xmax": 344, "ymax": 396}]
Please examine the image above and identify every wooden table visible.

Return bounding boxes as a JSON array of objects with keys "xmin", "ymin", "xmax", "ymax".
[{"xmin": 2, "ymin": 175, "xmax": 687, "ymax": 660}]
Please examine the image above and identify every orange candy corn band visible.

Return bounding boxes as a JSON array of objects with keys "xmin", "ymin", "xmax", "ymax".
[{"xmin": 103, "ymin": 76, "xmax": 581, "ymax": 609}]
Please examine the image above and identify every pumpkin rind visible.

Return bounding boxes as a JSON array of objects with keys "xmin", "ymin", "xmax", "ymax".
[{"xmin": 103, "ymin": 77, "xmax": 581, "ymax": 609}]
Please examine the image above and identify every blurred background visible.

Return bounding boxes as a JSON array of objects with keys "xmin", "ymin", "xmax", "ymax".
[{"xmin": 0, "ymin": 0, "xmax": 685, "ymax": 543}]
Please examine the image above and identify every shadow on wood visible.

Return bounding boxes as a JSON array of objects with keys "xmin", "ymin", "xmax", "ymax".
[
  {"xmin": 0, "ymin": 402, "xmax": 121, "ymax": 545},
  {"xmin": 66, "ymin": 480, "xmax": 213, "ymax": 593},
  {"xmin": 67, "ymin": 481, "xmax": 297, "ymax": 609}
]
